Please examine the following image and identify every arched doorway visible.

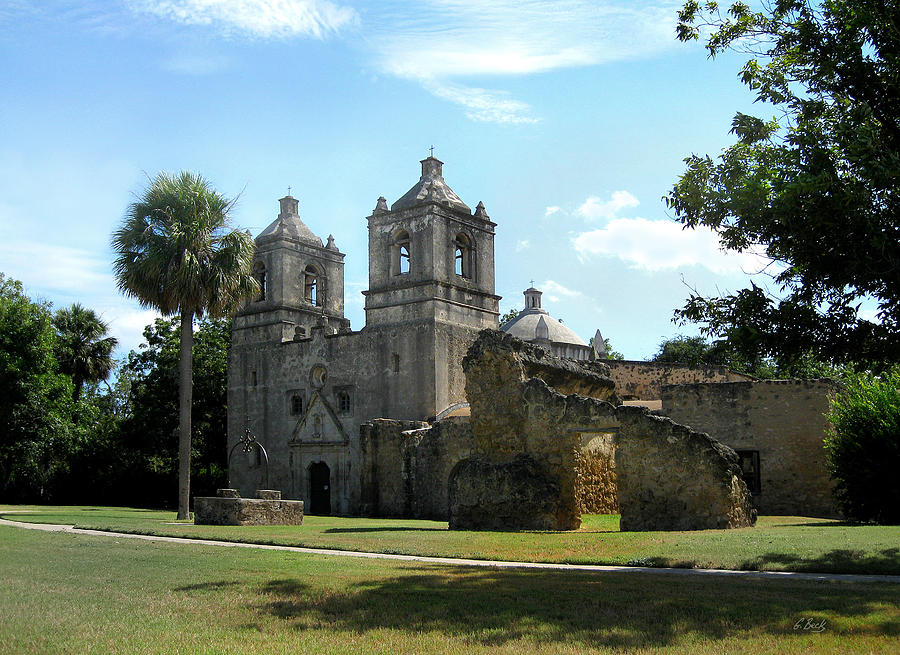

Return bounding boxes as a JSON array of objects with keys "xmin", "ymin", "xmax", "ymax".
[{"xmin": 309, "ymin": 461, "xmax": 331, "ymax": 515}]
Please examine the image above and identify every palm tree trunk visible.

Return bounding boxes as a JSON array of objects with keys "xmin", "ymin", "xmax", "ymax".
[{"xmin": 177, "ymin": 310, "xmax": 194, "ymax": 520}]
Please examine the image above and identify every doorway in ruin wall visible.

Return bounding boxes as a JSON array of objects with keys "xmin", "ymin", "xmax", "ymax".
[{"xmin": 309, "ymin": 461, "xmax": 331, "ymax": 515}]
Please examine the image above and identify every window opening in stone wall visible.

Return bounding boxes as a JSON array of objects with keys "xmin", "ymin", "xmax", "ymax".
[
  {"xmin": 251, "ymin": 371, "xmax": 257, "ymax": 386},
  {"xmin": 454, "ymin": 233, "xmax": 472, "ymax": 279},
  {"xmin": 736, "ymin": 450, "xmax": 761, "ymax": 494},
  {"xmin": 393, "ymin": 230, "xmax": 411, "ymax": 275},
  {"xmin": 304, "ymin": 265, "xmax": 320, "ymax": 306},
  {"xmin": 253, "ymin": 261, "xmax": 266, "ymax": 301},
  {"xmin": 392, "ymin": 353, "xmax": 400, "ymax": 373},
  {"xmin": 290, "ymin": 394, "xmax": 304, "ymax": 416},
  {"xmin": 337, "ymin": 389, "xmax": 351, "ymax": 415}
]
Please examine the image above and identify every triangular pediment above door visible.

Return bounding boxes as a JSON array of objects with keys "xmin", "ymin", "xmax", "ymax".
[{"xmin": 290, "ymin": 390, "xmax": 350, "ymax": 444}]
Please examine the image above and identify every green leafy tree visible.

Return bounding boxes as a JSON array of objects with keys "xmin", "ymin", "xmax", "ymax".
[
  {"xmin": 109, "ymin": 318, "xmax": 230, "ymax": 508},
  {"xmin": 111, "ymin": 171, "xmax": 257, "ymax": 518},
  {"xmin": 652, "ymin": 335, "xmax": 729, "ymax": 368},
  {"xmin": 0, "ymin": 274, "xmax": 74, "ymax": 501},
  {"xmin": 52, "ymin": 303, "xmax": 118, "ymax": 401},
  {"xmin": 826, "ymin": 367, "xmax": 900, "ymax": 524},
  {"xmin": 667, "ymin": 1, "xmax": 900, "ymax": 370},
  {"xmin": 499, "ymin": 308, "xmax": 519, "ymax": 327}
]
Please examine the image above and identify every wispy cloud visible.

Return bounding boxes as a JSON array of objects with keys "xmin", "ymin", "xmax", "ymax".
[
  {"xmin": 422, "ymin": 79, "xmax": 538, "ymax": 125},
  {"xmin": 515, "ymin": 239, "xmax": 530, "ymax": 252},
  {"xmin": 573, "ymin": 216, "xmax": 773, "ymax": 275},
  {"xmin": 541, "ymin": 279, "xmax": 583, "ymax": 301},
  {"xmin": 367, "ymin": 0, "xmax": 679, "ymax": 124},
  {"xmin": 130, "ymin": 0, "xmax": 358, "ymax": 39},
  {"xmin": 576, "ymin": 190, "xmax": 640, "ymax": 221},
  {"xmin": 544, "ymin": 206, "xmax": 561, "ymax": 217}
]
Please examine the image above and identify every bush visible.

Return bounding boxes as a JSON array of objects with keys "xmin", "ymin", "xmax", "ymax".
[{"xmin": 825, "ymin": 368, "xmax": 900, "ymax": 524}]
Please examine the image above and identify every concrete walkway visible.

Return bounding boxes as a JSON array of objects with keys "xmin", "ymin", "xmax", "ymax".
[{"xmin": 2, "ymin": 517, "xmax": 898, "ymax": 584}]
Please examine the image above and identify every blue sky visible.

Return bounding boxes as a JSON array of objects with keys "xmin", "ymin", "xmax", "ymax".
[{"xmin": 1, "ymin": 0, "xmax": 779, "ymax": 360}]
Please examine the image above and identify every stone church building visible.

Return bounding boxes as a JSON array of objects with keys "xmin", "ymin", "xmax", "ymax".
[
  {"xmin": 228, "ymin": 156, "xmax": 838, "ymax": 519},
  {"xmin": 228, "ymin": 157, "xmax": 499, "ymax": 514}
]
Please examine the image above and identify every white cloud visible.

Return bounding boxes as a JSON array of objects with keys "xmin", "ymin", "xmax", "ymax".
[
  {"xmin": 367, "ymin": 0, "xmax": 678, "ymax": 124},
  {"xmin": 0, "ymin": 240, "xmax": 113, "ymax": 295},
  {"xmin": 515, "ymin": 239, "xmax": 530, "ymax": 252},
  {"xmin": 573, "ymin": 217, "xmax": 773, "ymax": 275},
  {"xmin": 576, "ymin": 190, "xmax": 640, "ymax": 221},
  {"xmin": 131, "ymin": 0, "xmax": 358, "ymax": 39},
  {"xmin": 372, "ymin": 1, "xmax": 677, "ymax": 79},
  {"xmin": 541, "ymin": 279, "xmax": 583, "ymax": 298},
  {"xmin": 422, "ymin": 79, "xmax": 538, "ymax": 125},
  {"xmin": 544, "ymin": 206, "xmax": 561, "ymax": 217}
]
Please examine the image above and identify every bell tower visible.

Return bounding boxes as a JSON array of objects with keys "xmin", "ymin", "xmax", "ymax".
[
  {"xmin": 363, "ymin": 156, "xmax": 499, "ymax": 328},
  {"xmin": 234, "ymin": 194, "xmax": 348, "ymax": 344}
]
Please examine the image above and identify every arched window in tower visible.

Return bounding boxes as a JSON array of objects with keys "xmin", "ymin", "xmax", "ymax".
[
  {"xmin": 253, "ymin": 261, "xmax": 266, "ymax": 301},
  {"xmin": 393, "ymin": 230, "xmax": 411, "ymax": 276},
  {"xmin": 454, "ymin": 233, "xmax": 473, "ymax": 279},
  {"xmin": 304, "ymin": 265, "xmax": 322, "ymax": 306}
]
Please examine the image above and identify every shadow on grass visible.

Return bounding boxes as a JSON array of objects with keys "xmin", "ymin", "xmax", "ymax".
[
  {"xmin": 738, "ymin": 549, "xmax": 900, "ymax": 575},
  {"xmin": 175, "ymin": 580, "xmax": 240, "ymax": 592},
  {"xmin": 249, "ymin": 567, "xmax": 899, "ymax": 648},
  {"xmin": 323, "ymin": 527, "xmax": 447, "ymax": 534}
]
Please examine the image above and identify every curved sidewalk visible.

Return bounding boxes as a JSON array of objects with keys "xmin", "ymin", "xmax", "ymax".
[{"xmin": 2, "ymin": 517, "xmax": 898, "ymax": 584}]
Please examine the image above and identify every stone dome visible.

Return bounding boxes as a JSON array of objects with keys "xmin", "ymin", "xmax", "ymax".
[
  {"xmin": 501, "ymin": 285, "xmax": 589, "ymax": 348},
  {"xmin": 257, "ymin": 195, "xmax": 323, "ymax": 246},
  {"xmin": 502, "ymin": 309, "xmax": 588, "ymax": 347}
]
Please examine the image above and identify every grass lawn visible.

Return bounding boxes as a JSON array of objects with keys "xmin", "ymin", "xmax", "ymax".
[
  {"xmin": 2, "ymin": 505, "xmax": 899, "ymax": 575},
  {"xmin": 0, "ymin": 524, "xmax": 897, "ymax": 654}
]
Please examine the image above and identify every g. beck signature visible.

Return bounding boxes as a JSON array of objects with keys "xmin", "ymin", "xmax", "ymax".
[{"xmin": 793, "ymin": 618, "xmax": 827, "ymax": 633}]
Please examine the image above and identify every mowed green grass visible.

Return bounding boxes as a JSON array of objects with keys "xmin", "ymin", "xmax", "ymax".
[
  {"xmin": 3, "ymin": 505, "xmax": 899, "ymax": 574},
  {"xmin": 0, "ymin": 525, "xmax": 897, "ymax": 655}
]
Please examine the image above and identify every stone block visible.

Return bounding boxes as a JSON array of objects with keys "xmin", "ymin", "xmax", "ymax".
[{"xmin": 194, "ymin": 496, "xmax": 304, "ymax": 526}]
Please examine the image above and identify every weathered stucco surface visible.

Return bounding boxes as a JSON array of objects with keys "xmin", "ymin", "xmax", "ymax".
[{"xmin": 660, "ymin": 379, "xmax": 839, "ymax": 517}]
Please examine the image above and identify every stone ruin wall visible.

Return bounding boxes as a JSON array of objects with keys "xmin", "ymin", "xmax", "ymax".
[
  {"xmin": 359, "ymin": 417, "xmax": 475, "ymax": 519},
  {"xmin": 449, "ymin": 330, "xmax": 755, "ymax": 531},
  {"xmin": 660, "ymin": 379, "xmax": 839, "ymax": 517},
  {"xmin": 605, "ymin": 360, "xmax": 752, "ymax": 401}
]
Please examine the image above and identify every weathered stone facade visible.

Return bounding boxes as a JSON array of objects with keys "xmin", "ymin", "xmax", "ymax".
[
  {"xmin": 660, "ymin": 380, "xmax": 839, "ymax": 517},
  {"xmin": 228, "ymin": 157, "xmax": 498, "ymax": 514}
]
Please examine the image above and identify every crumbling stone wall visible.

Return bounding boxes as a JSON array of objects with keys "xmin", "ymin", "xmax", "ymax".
[
  {"xmin": 449, "ymin": 330, "xmax": 756, "ymax": 531},
  {"xmin": 660, "ymin": 380, "xmax": 838, "ymax": 517},
  {"xmin": 605, "ymin": 360, "xmax": 751, "ymax": 401},
  {"xmin": 615, "ymin": 406, "xmax": 755, "ymax": 531},
  {"xmin": 359, "ymin": 417, "xmax": 475, "ymax": 519}
]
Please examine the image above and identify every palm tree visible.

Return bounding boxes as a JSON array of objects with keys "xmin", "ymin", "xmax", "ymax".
[
  {"xmin": 52, "ymin": 303, "xmax": 118, "ymax": 401},
  {"xmin": 112, "ymin": 171, "xmax": 257, "ymax": 519}
]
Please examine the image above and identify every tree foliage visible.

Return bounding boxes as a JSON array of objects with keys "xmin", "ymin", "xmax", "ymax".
[
  {"xmin": 0, "ymin": 274, "xmax": 75, "ymax": 502},
  {"xmin": 111, "ymin": 171, "xmax": 256, "ymax": 518},
  {"xmin": 52, "ymin": 303, "xmax": 118, "ymax": 401},
  {"xmin": 113, "ymin": 318, "xmax": 231, "ymax": 508},
  {"xmin": 667, "ymin": 1, "xmax": 900, "ymax": 369},
  {"xmin": 826, "ymin": 367, "xmax": 900, "ymax": 523}
]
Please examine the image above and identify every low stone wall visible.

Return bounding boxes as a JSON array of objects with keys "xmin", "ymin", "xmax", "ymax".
[
  {"xmin": 194, "ymin": 489, "xmax": 304, "ymax": 525},
  {"xmin": 606, "ymin": 360, "xmax": 751, "ymax": 401},
  {"xmin": 660, "ymin": 379, "xmax": 839, "ymax": 517},
  {"xmin": 615, "ymin": 406, "xmax": 755, "ymax": 531}
]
